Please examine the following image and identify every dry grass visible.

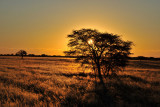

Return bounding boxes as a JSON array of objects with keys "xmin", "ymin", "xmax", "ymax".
[{"xmin": 0, "ymin": 56, "xmax": 160, "ymax": 107}]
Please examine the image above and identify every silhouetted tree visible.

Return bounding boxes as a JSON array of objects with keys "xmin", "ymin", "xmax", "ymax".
[
  {"xmin": 41, "ymin": 54, "xmax": 47, "ymax": 57},
  {"xmin": 64, "ymin": 29, "xmax": 133, "ymax": 85},
  {"xmin": 16, "ymin": 50, "xmax": 27, "ymax": 59},
  {"xmin": 137, "ymin": 56, "xmax": 147, "ymax": 60},
  {"xmin": 28, "ymin": 54, "xmax": 35, "ymax": 57}
]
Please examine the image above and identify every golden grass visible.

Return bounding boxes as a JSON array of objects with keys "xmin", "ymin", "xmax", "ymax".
[{"xmin": 0, "ymin": 56, "xmax": 160, "ymax": 106}]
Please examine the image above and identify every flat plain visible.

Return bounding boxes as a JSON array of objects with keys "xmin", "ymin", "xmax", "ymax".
[{"xmin": 0, "ymin": 56, "xmax": 160, "ymax": 106}]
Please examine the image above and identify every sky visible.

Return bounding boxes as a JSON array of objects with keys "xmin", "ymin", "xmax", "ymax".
[{"xmin": 0, "ymin": 0, "xmax": 160, "ymax": 57}]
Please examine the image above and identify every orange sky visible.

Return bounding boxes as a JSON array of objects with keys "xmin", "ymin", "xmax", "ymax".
[{"xmin": 0, "ymin": 0, "xmax": 160, "ymax": 57}]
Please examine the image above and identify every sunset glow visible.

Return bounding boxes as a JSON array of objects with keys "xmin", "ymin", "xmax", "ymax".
[{"xmin": 0, "ymin": 0, "xmax": 160, "ymax": 57}]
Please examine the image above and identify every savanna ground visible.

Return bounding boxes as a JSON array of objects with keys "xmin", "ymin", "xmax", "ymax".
[{"xmin": 0, "ymin": 56, "xmax": 160, "ymax": 107}]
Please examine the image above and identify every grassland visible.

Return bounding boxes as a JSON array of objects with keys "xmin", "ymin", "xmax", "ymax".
[{"xmin": 0, "ymin": 56, "xmax": 160, "ymax": 107}]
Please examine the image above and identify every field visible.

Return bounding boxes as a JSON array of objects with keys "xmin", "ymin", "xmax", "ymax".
[{"xmin": 0, "ymin": 56, "xmax": 160, "ymax": 107}]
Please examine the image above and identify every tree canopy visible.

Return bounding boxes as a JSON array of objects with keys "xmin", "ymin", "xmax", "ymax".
[{"xmin": 64, "ymin": 29, "xmax": 133, "ymax": 84}]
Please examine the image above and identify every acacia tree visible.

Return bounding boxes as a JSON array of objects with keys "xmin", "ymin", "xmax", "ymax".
[
  {"xmin": 64, "ymin": 29, "xmax": 133, "ymax": 85},
  {"xmin": 16, "ymin": 50, "xmax": 27, "ymax": 59}
]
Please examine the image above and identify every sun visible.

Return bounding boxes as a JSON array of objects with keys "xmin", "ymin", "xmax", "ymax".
[{"xmin": 88, "ymin": 39, "xmax": 93, "ymax": 45}]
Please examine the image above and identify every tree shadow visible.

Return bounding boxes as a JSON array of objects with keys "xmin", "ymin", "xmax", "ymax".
[
  {"xmin": 128, "ymin": 60, "xmax": 160, "ymax": 69},
  {"xmin": 106, "ymin": 82, "xmax": 159, "ymax": 106},
  {"xmin": 56, "ymin": 72, "xmax": 160, "ymax": 106},
  {"xmin": 116, "ymin": 75, "xmax": 160, "ymax": 86},
  {"xmin": 55, "ymin": 72, "xmax": 95, "ymax": 78}
]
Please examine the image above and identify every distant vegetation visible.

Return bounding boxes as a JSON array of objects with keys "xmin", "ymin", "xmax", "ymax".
[
  {"xmin": 0, "ymin": 54, "xmax": 159, "ymax": 60},
  {"xmin": 16, "ymin": 50, "xmax": 27, "ymax": 59},
  {"xmin": 0, "ymin": 54, "xmax": 160, "ymax": 60}
]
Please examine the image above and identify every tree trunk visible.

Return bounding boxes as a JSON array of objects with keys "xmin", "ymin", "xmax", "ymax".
[
  {"xmin": 97, "ymin": 65, "xmax": 103, "ymax": 84},
  {"xmin": 106, "ymin": 66, "xmax": 110, "ymax": 76},
  {"xmin": 21, "ymin": 55, "xmax": 23, "ymax": 59},
  {"xmin": 97, "ymin": 64, "xmax": 107, "ymax": 92}
]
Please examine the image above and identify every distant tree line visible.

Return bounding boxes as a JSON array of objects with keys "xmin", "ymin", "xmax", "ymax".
[
  {"xmin": 0, "ymin": 53, "xmax": 159, "ymax": 60},
  {"xmin": 0, "ymin": 53, "xmax": 76, "ymax": 58},
  {"xmin": 130, "ymin": 56, "xmax": 160, "ymax": 60}
]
